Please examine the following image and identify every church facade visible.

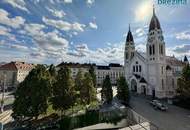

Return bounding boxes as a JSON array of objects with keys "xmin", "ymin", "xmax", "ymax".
[{"xmin": 124, "ymin": 7, "xmax": 188, "ymax": 99}]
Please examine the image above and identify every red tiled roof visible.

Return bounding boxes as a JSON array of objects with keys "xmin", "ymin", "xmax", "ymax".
[
  {"xmin": 166, "ymin": 56, "xmax": 185, "ymax": 66},
  {"xmin": 0, "ymin": 61, "xmax": 34, "ymax": 71}
]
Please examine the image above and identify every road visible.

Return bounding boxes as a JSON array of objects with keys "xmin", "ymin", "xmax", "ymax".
[{"xmin": 130, "ymin": 95, "xmax": 190, "ymax": 130}]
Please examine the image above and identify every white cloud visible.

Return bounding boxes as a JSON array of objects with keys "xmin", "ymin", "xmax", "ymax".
[
  {"xmin": 86, "ymin": 0, "xmax": 95, "ymax": 6},
  {"xmin": 135, "ymin": 28, "xmax": 145, "ymax": 37},
  {"xmin": 172, "ymin": 44, "xmax": 190, "ymax": 54},
  {"xmin": 76, "ymin": 44, "xmax": 89, "ymax": 50},
  {"xmin": 89, "ymin": 22, "xmax": 98, "ymax": 29},
  {"xmin": 64, "ymin": 0, "xmax": 72, "ymax": 3},
  {"xmin": 136, "ymin": 43, "xmax": 146, "ymax": 52},
  {"xmin": 0, "ymin": 9, "xmax": 25, "ymax": 28},
  {"xmin": 176, "ymin": 31, "xmax": 190, "ymax": 40},
  {"xmin": 24, "ymin": 23, "xmax": 69, "ymax": 52},
  {"xmin": 65, "ymin": 42, "xmax": 124, "ymax": 65},
  {"xmin": 10, "ymin": 44, "xmax": 28, "ymax": 50},
  {"xmin": 72, "ymin": 32, "xmax": 78, "ymax": 36},
  {"xmin": 42, "ymin": 17, "xmax": 86, "ymax": 32},
  {"xmin": 47, "ymin": 7, "xmax": 66, "ymax": 18},
  {"xmin": 0, "ymin": 25, "xmax": 11, "ymax": 36},
  {"xmin": 3, "ymin": 0, "xmax": 29, "ymax": 13},
  {"xmin": 24, "ymin": 23, "xmax": 46, "ymax": 36}
]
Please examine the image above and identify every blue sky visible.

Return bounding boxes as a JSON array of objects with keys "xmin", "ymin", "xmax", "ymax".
[{"xmin": 0, "ymin": 0, "xmax": 189, "ymax": 65}]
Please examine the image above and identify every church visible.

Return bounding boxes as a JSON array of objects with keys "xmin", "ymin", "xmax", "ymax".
[{"xmin": 124, "ymin": 7, "xmax": 188, "ymax": 99}]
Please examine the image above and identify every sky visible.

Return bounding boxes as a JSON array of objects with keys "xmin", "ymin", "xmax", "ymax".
[{"xmin": 0, "ymin": 0, "xmax": 190, "ymax": 65}]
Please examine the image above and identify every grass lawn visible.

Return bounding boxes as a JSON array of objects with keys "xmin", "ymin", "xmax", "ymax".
[
  {"xmin": 40, "ymin": 101, "xmax": 99, "ymax": 119},
  {"xmin": 0, "ymin": 97, "xmax": 14, "ymax": 106}
]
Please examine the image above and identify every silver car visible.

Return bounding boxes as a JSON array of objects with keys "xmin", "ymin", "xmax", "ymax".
[{"xmin": 155, "ymin": 102, "xmax": 168, "ymax": 111}]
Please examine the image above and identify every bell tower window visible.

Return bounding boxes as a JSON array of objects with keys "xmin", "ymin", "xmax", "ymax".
[
  {"xmin": 159, "ymin": 44, "xmax": 163, "ymax": 55},
  {"xmin": 161, "ymin": 45, "xmax": 163, "ymax": 55},
  {"xmin": 152, "ymin": 44, "xmax": 155, "ymax": 55},
  {"xmin": 136, "ymin": 66, "xmax": 138, "ymax": 72},
  {"xmin": 149, "ymin": 45, "xmax": 152, "ymax": 55},
  {"xmin": 162, "ymin": 79, "xmax": 164, "ymax": 90},
  {"xmin": 133, "ymin": 66, "xmax": 135, "ymax": 72}
]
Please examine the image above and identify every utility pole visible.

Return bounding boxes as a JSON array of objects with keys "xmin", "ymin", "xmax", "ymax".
[{"xmin": 0, "ymin": 74, "xmax": 6, "ymax": 113}]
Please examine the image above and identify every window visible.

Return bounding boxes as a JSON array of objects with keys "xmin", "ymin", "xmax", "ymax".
[
  {"xmin": 139, "ymin": 65, "xmax": 142, "ymax": 72},
  {"xmin": 136, "ymin": 61, "xmax": 138, "ymax": 64},
  {"xmin": 152, "ymin": 44, "xmax": 155, "ymax": 55},
  {"xmin": 133, "ymin": 66, "xmax": 135, "ymax": 72},
  {"xmin": 136, "ymin": 66, "xmax": 138, "ymax": 72},
  {"xmin": 160, "ymin": 44, "xmax": 163, "ymax": 55},
  {"xmin": 149, "ymin": 45, "xmax": 152, "ymax": 55},
  {"xmin": 161, "ymin": 66, "xmax": 164, "ymax": 74},
  {"xmin": 162, "ymin": 79, "xmax": 164, "ymax": 90}
]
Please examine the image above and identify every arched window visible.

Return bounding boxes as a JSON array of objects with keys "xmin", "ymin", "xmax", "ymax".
[
  {"xmin": 136, "ymin": 66, "xmax": 138, "ymax": 72},
  {"xmin": 161, "ymin": 45, "xmax": 163, "ymax": 54},
  {"xmin": 152, "ymin": 44, "xmax": 155, "ymax": 55},
  {"xmin": 139, "ymin": 65, "xmax": 142, "ymax": 72},
  {"xmin": 149, "ymin": 45, "xmax": 152, "ymax": 55},
  {"xmin": 162, "ymin": 79, "xmax": 164, "ymax": 90},
  {"xmin": 133, "ymin": 66, "xmax": 135, "ymax": 72}
]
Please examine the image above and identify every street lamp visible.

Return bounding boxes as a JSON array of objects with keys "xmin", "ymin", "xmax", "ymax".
[{"xmin": 0, "ymin": 74, "xmax": 6, "ymax": 113}]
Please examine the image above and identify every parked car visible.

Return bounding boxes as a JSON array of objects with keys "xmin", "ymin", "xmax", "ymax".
[
  {"xmin": 149, "ymin": 100, "xmax": 159, "ymax": 106},
  {"xmin": 155, "ymin": 102, "xmax": 168, "ymax": 111},
  {"xmin": 150, "ymin": 100, "xmax": 168, "ymax": 111}
]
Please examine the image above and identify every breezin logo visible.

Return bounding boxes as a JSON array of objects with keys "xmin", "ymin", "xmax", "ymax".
[{"xmin": 158, "ymin": 0, "xmax": 187, "ymax": 5}]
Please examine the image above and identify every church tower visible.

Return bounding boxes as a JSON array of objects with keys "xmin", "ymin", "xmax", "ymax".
[
  {"xmin": 124, "ymin": 25, "xmax": 135, "ymax": 80},
  {"xmin": 184, "ymin": 55, "xmax": 189, "ymax": 64},
  {"xmin": 146, "ymin": 6, "xmax": 166, "ymax": 98}
]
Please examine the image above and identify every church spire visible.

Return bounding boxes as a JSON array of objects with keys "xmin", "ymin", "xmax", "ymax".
[
  {"xmin": 149, "ymin": 5, "xmax": 161, "ymax": 32},
  {"xmin": 153, "ymin": 4, "xmax": 155, "ymax": 16},
  {"xmin": 184, "ymin": 55, "xmax": 189, "ymax": 64},
  {"xmin": 126, "ymin": 24, "xmax": 134, "ymax": 43},
  {"xmin": 129, "ymin": 24, "xmax": 131, "ymax": 31}
]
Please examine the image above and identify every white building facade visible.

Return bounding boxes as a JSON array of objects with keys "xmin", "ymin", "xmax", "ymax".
[
  {"xmin": 124, "ymin": 7, "xmax": 187, "ymax": 99},
  {"xmin": 96, "ymin": 63, "xmax": 124, "ymax": 86},
  {"xmin": 0, "ymin": 61, "xmax": 35, "ymax": 90},
  {"xmin": 56, "ymin": 62, "xmax": 124, "ymax": 87}
]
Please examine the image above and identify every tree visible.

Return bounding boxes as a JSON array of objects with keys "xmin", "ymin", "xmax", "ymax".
[
  {"xmin": 117, "ymin": 76, "xmax": 130, "ymax": 104},
  {"xmin": 81, "ymin": 72, "xmax": 96, "ymax": 105},
  {"xmin": 101, "ymin": 75, "xmax": 113, "ymax": 104},
  {"xmin": 177, "ymin": 64, "xmax": 190, "ymax": 108},
  {"xmin": 12, "ymin": 65, "xmax": 51, "ymax": 120},
  {"xmin": 48, "ymin": 64, "xmax": 56, "ymax": 79},
  {"xmin": 48, "ymin": 64, "xmax": 57, "ymax": 95},
  {"xmin": 89, "ymin": 65, "xmax": 96, "ymax": 87},
  {"xmin": 75, "ymin": 69, "xmax": 84, "ymax": 103},
  {"xmin": 51, "ymin": 67, "xmax": 75, "ymax": 116}
]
